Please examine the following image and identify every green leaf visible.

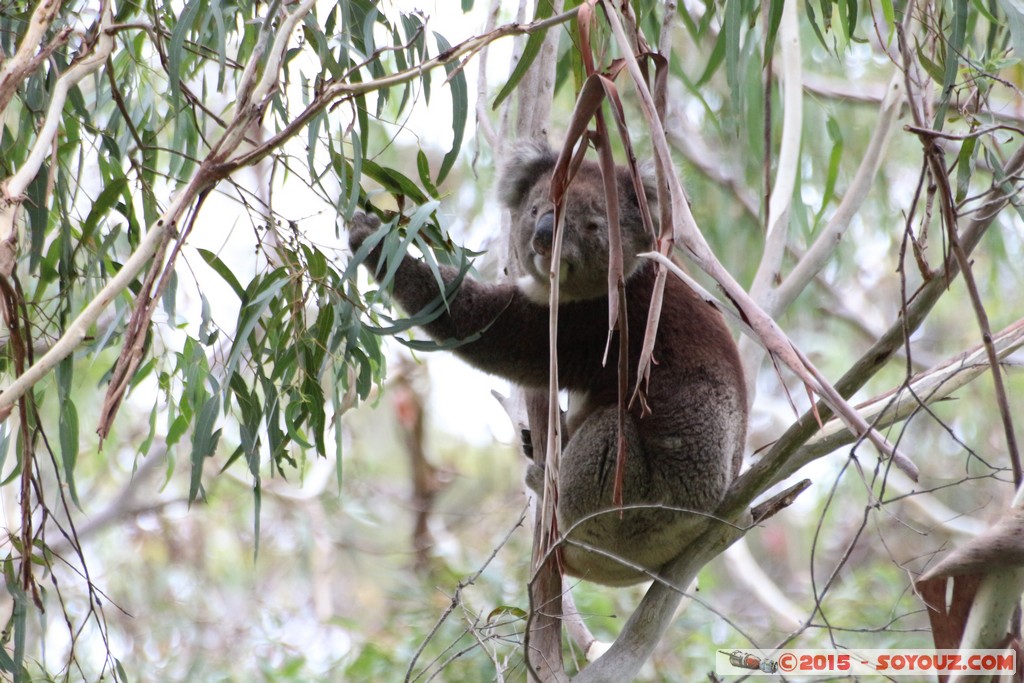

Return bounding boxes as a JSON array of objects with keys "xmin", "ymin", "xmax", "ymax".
[
  {"xmin": 3, "ymin": 560, "xmax": 26, "ymax": 678},
  {"xmin": 0, "ymin": 642, "xmax": 17, "ymax": 674},
  {"xmin": 189, "ymin": 393, "xmax": 221, "ymax": 505},
  {"xmin": 307, "ymin": 109, "xmax": 324, "ymax": 178},
  {"xmin": 55, "ymin": 355, "xmax": 79, "ymax": 506},
  {"xmin": 114, "ymin": 657, "xmax": 130, "ymax": 683},
  {"xmin": 818, "ymin": 0, "xmax": 833, "ymax": 33},
  {"xmin": 0, "ymin": 425, "xmax": 12, "ymax": 480},
  {"xmin": 377, "ymin": 201, "xmax": 440, "ymax": 291},
  {"xmin": 995, "ymin": 0, "xmax": 1024, "ymax": 62},
  {"xmin": 433, "ymin": 32, "xmax": 467, "ymax": 185},
  {"xmin": 838, "ymin": 0, "xmax": 858, "ymax": 43},
  {"xmin": 196, "ymin": 248, "xmax": 245, "ymax": 299},
  {"xmin": 284, "ymin": 400, "xmax": 313, "ymax": 449},
  {"xmin": 416, "ymin": 151, "xmax": 439, "ymax": 200},
  {"xmin": 81, "ymin": 177, "xmax": 128, "ymax": 248},
  {"xmin": 333, "ymin": 376, "xmax": 345, "ymax": 493},
  {"xmin": 763, "ymin": 0, "xmax": 786, "ymax": 66},
  {"xmin": 723, "ymin": 0, "xmax": 742, "ymax": 108},
  {"xmin": 697, "ymin": 29, "xmax": 727, "ymax": 86},
  {"xmin": 955, "ymin": 135, "xmax": 978, "ymax": 203},
  {"xmin": 59, "ymin": 399, "xmax": 80, "ymax": 508},
  {"xmin": 252, "ymin": 478, "xmax": 261, "ymax": 560},
  {"xmin": 207, "ymin": 0, "xmax": 228, "ymax": 89},
  {"xmin": 260, "ymin": 375, "xmax": 286, "ymax": 466},
  {"xmin": 224, "ymin": 269, "xmax": 290, "ymax": 380},
  {"xmin": 168, "ymin": 0, "xmax": 203, "ymax": 103},
  {"xmin": 486, "ymin": 605, "xmax": 528, "ymax": 622},
  {"xmin": 880, "ymin": 0, "xmax": 896, "ymax": 41},
  {"xmin": 361, "ymin": 158, "xmax": 429, "ymax": 203},
  {"xmin": 803, "ymin": 0, "xmax": 829, "ymax": 50},
  {"xmin": 305, "ymin": 304, "xmax": 335, "ymax": 378},
  {"xmin": 229, "ymin": 373, "xmax": 261, "ymax": 472},
  {"xmin": 140, "ymin": 399, "xmax": 159, "ymax": 456},
  {"xmin": 167, "ymin": 413, "xmax": 190, "ymax": 448},
  {"xmin": 814, "ymin": 116, "xmax": 844, "ymax": 228},
  {"xmin": 934, "ymin": 0, "xmax": 969, "ymax": 128},
  {"xmin": 26, "ymin": 172, "xmax": 47, "ymax": 274},
  {"xmin": 303, "ymin": 244, "xmax": 329, "ymax": 281},
  {"xmin": 304, "ymin": 376, "xmax": 327, "ymax": 456},
  {"xmin": 161, "ymin": 269, "xmax": 178, "ymax": 320},
  {"xmin": 916, "ymin": 40, "xmax": 946, "ymax": 83}
]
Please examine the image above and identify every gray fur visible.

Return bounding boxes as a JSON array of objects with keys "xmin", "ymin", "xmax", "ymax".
[{"xmin": 348, "ymin": 143, "xmax": 747, "ymax": 586}]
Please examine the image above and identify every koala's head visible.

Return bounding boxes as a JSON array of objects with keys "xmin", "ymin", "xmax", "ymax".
[{"xmin": 498, "ymin": 140, "xmax": 657, "ymax": 304}]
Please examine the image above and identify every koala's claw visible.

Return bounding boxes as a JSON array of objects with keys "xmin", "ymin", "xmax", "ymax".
[{"xmin": 520, "ymin": 428, "xmax": 534, "ymax": 459}]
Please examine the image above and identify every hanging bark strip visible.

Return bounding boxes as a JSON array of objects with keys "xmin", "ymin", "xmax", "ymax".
[
  {"xmin": 0, "ymin": 274, "xmax": 37, "ymax": 600},
  {"xmin": 97, "ymin": 190, "xmax": 212, "ymax": 440}
]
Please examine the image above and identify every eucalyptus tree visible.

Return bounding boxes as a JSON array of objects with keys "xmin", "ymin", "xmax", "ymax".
[{"xmin": 0, "ymin": 0, "xmax": 1021, "ymax": 680}]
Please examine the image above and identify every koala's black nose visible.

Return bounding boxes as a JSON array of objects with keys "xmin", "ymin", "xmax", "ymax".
[{"xmin": 533, "ymin": 211, "xmax": 555, "ymax": 256}]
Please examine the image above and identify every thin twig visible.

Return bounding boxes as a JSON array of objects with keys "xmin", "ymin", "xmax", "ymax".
[{"xmin": 914, "ymin": 129, "xmax": 1022, "ymax": 486}]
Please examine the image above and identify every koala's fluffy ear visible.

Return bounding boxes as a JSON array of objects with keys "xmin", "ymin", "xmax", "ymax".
[
  {"xmin": 497, "ymin": 139, "xmax": 557, "ymax": 208},
  {"xmin": 634, "ymin": 160, "xmax": 662, "ymax": 212},
  {"xmin": 618, "ymin": 160, "xmax": 661, "ymax": 227}
]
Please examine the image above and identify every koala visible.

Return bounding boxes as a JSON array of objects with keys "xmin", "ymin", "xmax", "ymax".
[{"xmin": 348, "ymin": 141, "xmax": 747, "ymax": 586}]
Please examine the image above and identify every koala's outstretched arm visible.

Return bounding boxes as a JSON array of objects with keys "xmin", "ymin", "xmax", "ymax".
[{"xmin": 348, "ymin": 214, "xmax": 551, "ymax": 386}]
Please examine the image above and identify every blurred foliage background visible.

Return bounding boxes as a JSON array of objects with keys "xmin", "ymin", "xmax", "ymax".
[{"xmin": 0, "ymin": 0, "xmax": 1021, "ymax": 680}]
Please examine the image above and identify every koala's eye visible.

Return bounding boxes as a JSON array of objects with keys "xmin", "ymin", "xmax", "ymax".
[
  {"xmin": 530, "ymin": 205, "xmax": 539, "ymax": 217},
  {"xmin": 585, "ymin": 220, "xmax": 601, "ymax": 232}
]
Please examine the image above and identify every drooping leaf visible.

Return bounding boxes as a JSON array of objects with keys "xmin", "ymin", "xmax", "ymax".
[
  {"xmin": 995, "ymin": 0, "xmax": 1024, "ymax": 57},
  {"xmin": 955, "ymin": 135, "xmax": 978, "ymax": 203},
  {"xmin": 224, "ymin": 269, "xmax": 291, "ymax": 380},
  {"xmin": 81, "ymin": 178, "xmax": 128, "ymax": 249},
  {"xmin": 433, "ymin": 32, "xmax": 467, "ymax": 185},
  {"xmin": 58, "ymin": 398, "xmax": 80, "ymax": 508},
  {"xmin": 168, "ymin": 0, "xmax": 203, "ymax": 103},
  {"xmin": 935, "ymin": 0, "xmax": 969, "ymax": 128},
  {"xmin": 189, "ymin": 393, "xmax": 221, "ymax": 505},
  {"xmin": 416, "ymin": 151, "xmax": 439, "ymax": 200},
  {"xmin": 361, "ymin": 158, "xmax": 429, "ymax": 204},
  {"xmin": 196, "ymin": 248, "xmax": 245, "ymax": 300},
  {"xmin": 763, "ymin": 0, "xmax": 787, "ymax": 66},
  {"xmin": 813, "ymin": 115, "xmax": 844, "ymax": 228}
]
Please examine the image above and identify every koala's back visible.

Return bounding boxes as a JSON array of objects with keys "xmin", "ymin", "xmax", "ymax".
[
  {"xmin": 552, "ymin": 261, "xmax": 747, "ymax": 585},
  {"xmin": 554, "ymin": 261, "xmax": 745, "ymax": 476}
]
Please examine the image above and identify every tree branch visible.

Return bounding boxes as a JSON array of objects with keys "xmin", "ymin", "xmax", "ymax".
[
  {"xmin": 749, "ymin": 0, "xmax": 802, "ymax": 300},
  {"xmin": 788, "ymin": 318, "xmax": 1024, "ymax": 478},
  {"xmin": 0, "ymin": 0, "xmax": 318, "ymax": 420},
  {"xmin": 0, "ymin": 3, "xmax": 115, "ymax": 275},
  {"xmin": 721, "ymin": 143, "xmax": 1024, "ymax": 521},
  {"xmin": 774, "ymin": 71, "xmax": 905, "ymax": 314},
  {"xmin": 222, "ymin": 6, "xmax": 581, "ymax": 173},
  {"xmin": 0, "ymin": 0, "xmax": 64, "ymax": 114}
]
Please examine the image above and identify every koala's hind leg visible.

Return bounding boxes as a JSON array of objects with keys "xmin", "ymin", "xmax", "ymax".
[{"xmin": 556, "ymin": 407, "xmax": 698, "ymax": 586}]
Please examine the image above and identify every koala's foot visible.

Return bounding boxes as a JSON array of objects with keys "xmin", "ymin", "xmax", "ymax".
[{"xmin": 524, "ymin": 461, "xmax": 544, "ymax": 495}]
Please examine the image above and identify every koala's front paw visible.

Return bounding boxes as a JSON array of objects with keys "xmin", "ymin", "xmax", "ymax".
[
  {"xmin": 348, "ymin": 212, "xmax": 382, "ymax": 254},
  {"xmin": 524, "ymin": 462, "xmax": 545, "ymax": 495}
]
